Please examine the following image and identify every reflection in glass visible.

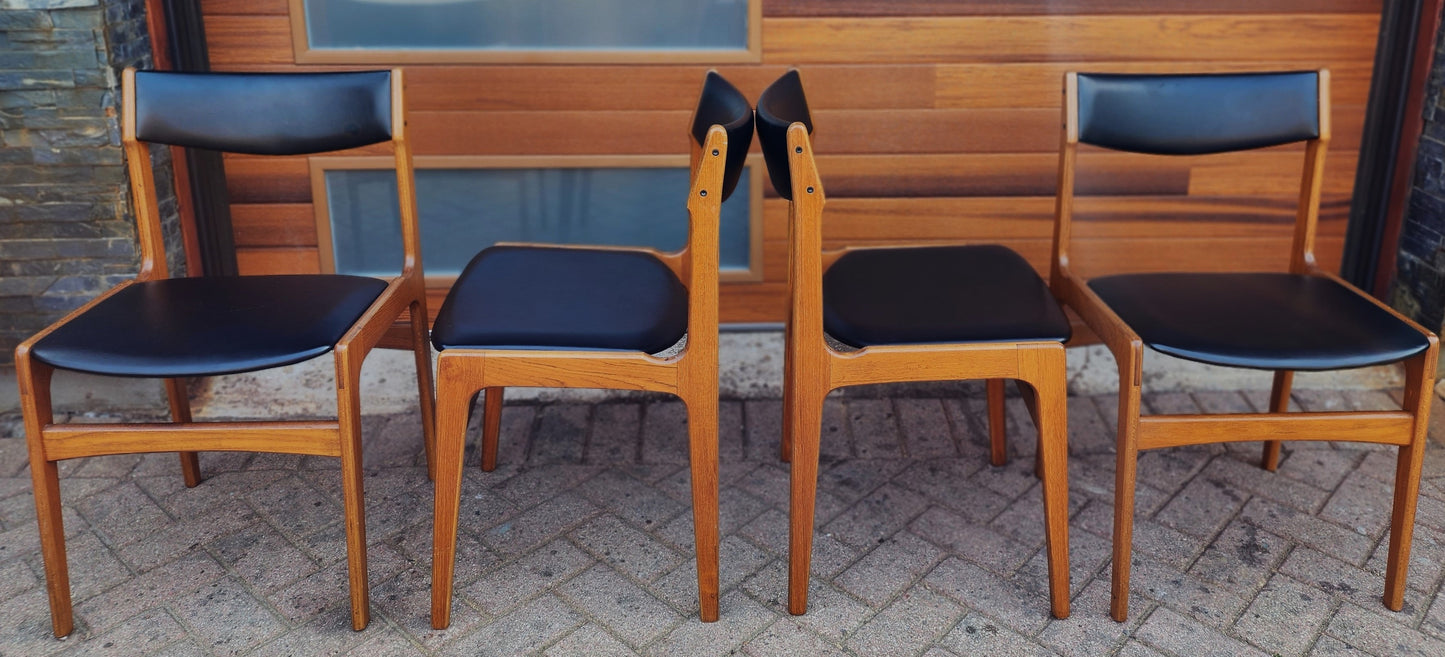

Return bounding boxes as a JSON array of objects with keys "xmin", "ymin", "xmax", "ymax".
[
  {"xmin": 304, "ymin": 0, "xmax": 749, "ymax": 51},
  {"xmin": 327, "ymin": 167, "xmax": 752, "ymax": 277}
]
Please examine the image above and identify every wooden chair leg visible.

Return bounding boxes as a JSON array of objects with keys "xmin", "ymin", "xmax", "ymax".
[
  {"xmin": 1110, "ymin": 347, "xmax": 1143, "ymax": 622},
  {"xmin": 1261, "ymin": 370, "xmax": 1292, "ymax": 471},
  {"xmin": 334, "ymin": 353, "xmax": 370, "ymax": 631},
  {"xmin": 780, "ymin": 318, "xmax": 795, "ymax": 464},
  {"xmin": 430, "ymin": 358, "xmax": 474, "ymax": 630},
  {"xmin": 18, "ymin": 358, "xmax": 72, "ymax": 638},
  {"xmin": 165, "ymin": 377, "xmax": 202, "ymax": 488},
  {"xmin": 480, "ymin": 387, "xmax": 504, "ymax": 472},
  {"xmin": 1024, "ymin": 347, "xmax": 1071, "ymax": 619},
  {"xmin": 787, "ymin": 386, "xmax": 826, "ymax": 615},
  {"xmin": 685, "ymin": 392, "xmax": 721, "ymax": 622},
  {"xmin": 988, "ymin": 378, "xmax": 1008, "ymax": 466},
  {"xmin": 410, "ymin": 299, "xmax": 438, "ymax": 481},
  {"xmin": 1384, "ymin": 346, "xmax": 1437, "ymax": 610}
]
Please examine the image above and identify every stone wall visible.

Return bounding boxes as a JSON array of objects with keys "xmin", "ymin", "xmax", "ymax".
[
  {"xmin": 0, "ymin": 0, "xmax": 182, "ymax": 364},
  {"xmin": 1392, "ymin": 21, "xmax": 1445, "ymax": 332}
]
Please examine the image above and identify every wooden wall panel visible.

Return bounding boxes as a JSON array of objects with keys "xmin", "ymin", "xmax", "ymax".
[{"xmin": 200, "ymin": 0, "xmax": 1385, "ymax": 324}]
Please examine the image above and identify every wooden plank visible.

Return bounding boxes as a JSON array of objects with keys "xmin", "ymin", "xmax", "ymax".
[
  {"xmin": 231, "ymin": 203, "xmax": 317, "ymax": 247},
  {"xmin": 224, "ymin": 156, "xmax": 311, "ymax": 203},
  {"xmin": 44, "ymin": 421, "xmax": 342, "ymax": 460},
  {"xmin": 202, "ymin": 0, "xmax": 286, "ymax": 14},
  {"xmin": 235, "ymin": 247, "xmax": 320, "ymax": 274},
  {"xmin": 765, "ymin": 0, "xmax": 1382, "ymax": 17},
  {"xmin": 204, "ymin": 16, "xmax": 294, "ymax": 68},
  {"xmin": 935, "ymin": 60, "xmax": 1374, "ymax": 109},
  {"xmin": 762, "ymin": 15, "xmax": 1380, "ymax": 64}
]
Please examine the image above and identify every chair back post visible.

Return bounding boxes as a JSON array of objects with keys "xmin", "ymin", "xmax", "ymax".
[
  {"xmin": 1051, "ymin": 72, "xmax": 1080, "ymax": 288},
  {"xmin": 684, "ymin": 125, "xmax": 728, "ymax": 367},
  {"xmin": 1290, "ymin": 69, "xmax": 1331, "ymax": 274},
  {"xmin": 120, "ymin": 67, "xmax": 169, "ymax": 281},
  {"xmin": 389, "ymin": 69, "xmax": 422, "ymax": 279},
  {"xmin": 786, "ymin": 123, "xmax": 827, "ymax": 349}
]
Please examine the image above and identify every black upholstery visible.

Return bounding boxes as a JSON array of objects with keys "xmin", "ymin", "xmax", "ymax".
[
  {"xmin": 431, "ymin": 246, "xmax": 688, "ymax": 354},
  {"xmin": 31, "ymin": 275, "xmax": 387, "ymax": 377},
  {"xmin": 1076, "ymin": 72, "xmax": 1319, "ymax": 155},
  {"xmin": 756, "ymin": 70, "xmax": 814, "ymax": 201},
  {"xmin": 690, "ymin": 71, "xmax": 755, "ymax": 202},
  {"xmin": 133, "ymin": 71, "xmax": 392, "ymax": 154},
  {"xmin": 823, "ymin": 245, "xmax": 1072, "ymax": 348},
  {"xmin": 1090, "ymin": 273, "xmax": 1429, "ymax": 371}
]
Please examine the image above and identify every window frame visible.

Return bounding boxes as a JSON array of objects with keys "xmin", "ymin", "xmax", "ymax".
[
  {"xmin": 287, "ymin": 0, "xmax": 762, "ymax": 65},
  {"xmin": 309, "ymin": 154, "xmax": 766, "ymax": 285}
]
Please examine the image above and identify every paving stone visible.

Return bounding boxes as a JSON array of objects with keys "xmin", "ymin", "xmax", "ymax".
[
  {"xmin": 941, "ymin": 610, "xmax": 1056, "ymax": 657},
  {"xmin": 491, "ymin": 464, "xmax": 602, "ymax": 507},
  {"xmin": 926, "ymin": 557, "xmax": 1053, "ymax": 636},
  {"xmin": 483, "ymin": 491, "xmax": 598, "ymax": 557},
  {"xmin": 1038, "ymin": 578, "xmax": 1148, "ymax": 657},
  {"xmin": 556, "ymin": 564, "xmax": 681, "ymax": 646},
  {"xmin": 718, "ymin": 401, "xmax": 746, "ymax": 464},
  {"xmin": 469, "ymin": 400, "xmax": 536, "ymax": 468},
  {"xmin": 846, "ymin": 587, "xmax": 963, "ymax": 657},
  {"xmin": 1321, "ymin": 469, "xmax": 1397, "ymax": 538},
  {"xmin": 1153, "ymin": 475, "xmax": 1248, "ymax": 540},
  {"xmin": 1074, "ymin": 502, "xmax": 1204, "ymax": 571},
  {"xmin": 462, "ymin": 537, "xmax": 594, "ymax": 615},
  {"xmin": 1325, "ymin": 601, "xmax": 1445, "ymax": 656},
  {"xmin": 743, "ymin": 617, "xmax": 848, "ymax": 657},
  {"xmin": 892, "ymin": 459, "xmax": 1002, "ymax": 523},
  {"xmin": 1237, "ymin": 497, "xmax": 1375, "ymax": 566},
  {"xmin": 576, "ymin": 469, "xmax": 686, "ymax": 531},
  {"xmin": 822, "ymin": 482, "xmax": 930, "ymax": 549},
  {"xmin": 896, "ymin": 398, "xmax": 960, "ymax": 459},
  {"xmin": 641, "ymin": 401, "xmax": 690, "ymax": 465},
  {"xmin": 1187, "ymin": 519, "xmax": 1288, "ymax": 596},
  {"xmin": 531, "ymin": 404, "xmax": 589, "ymax": 465},
  {"xmin": 72, "ymin": 481, "xmax": 170, "ymax": 548},
  {"xmin": 1281, "ymin": 546, "xmax": 1418, "ymax": 618},
  {"xmin": 545, "ymin": 623, "xmax": 640, "ymax": 657},
  {"xmin": 911, "ymin": 505, "xmax": 1036, "ymax": 575},
  {"xmin": 171, "ymin": 576, "xmax": 287, "ymax": 657},
  {"xmin": 849, "ymin": 399, "xmax": 904, "ymax": 458},
  {"xmin": 1232, "ymin": 573, "xmax": 1332, "ymax": 656},
  {"xmin": 208, "ymin": 521, "xmax": 319, "ymax": 595},
  {"xmin": 59, "ymin": 529, "xmax": 130, "ymax": 601},
  {"xmin": 373, "ymin": 563, "xmax": 488, "ymax": 649},
  {"xmin": 1308, "ymin": 634, "xmax": 1362, "ymax": 656},
  {"xmin": 1122, "ymin": 558, "xmax": 1250, "ymax": 629},
  {"xmin": 1201, "ymin": 456, "xmax": 1330, "ymax": 513},
  {"xmin": 737, "ymin": 509, "xmax": 860, "ymax": 578},
  {"xmin": 440, "ymin": 593, "xmax": 584, "ymax": 657},
  {"xmin": 836, "ymin": 531, "xmax": 946, "ymax": 606},
  {"xmin": 1135, "ymin": 606, "xmax": 1267, "ymax": 657},
  {"xmin": 1363, "ymin": 523, "xmax": 1445, "ymax": 594},
  {"xmin": 743, "ymin": 400, "xmax": 783, "ymax": 463},
  {"xmin": 646, "ymin": 590, "xmax": 772, "ymax": 657},
  {"xmin": 740, "ymin": 562, "xmax": 872, "ymax": 642},
  {"xmin": 72, "ymin": 550, "xmax": 223, "ymax": 632},
  {"xmin": 1015, "ymin": 522, "xmax": 1113, "ymax": 599},
  {"xmin": 268, "ymin": 543, "xmax": 408, "ymax": 623},
  {"xmin": 116, "ymin": 502, "xmax": 259, "ymax": 573},
  {"xmin": 570, "ymin": 514, "xmax": 684, "ymax": 583},
  {"xmin": 244, "ymin": 605, "xmax": 372, "ymax": 657},
  {"xmin": 652, "ymin": 534, "xmax": 770, "ymax": 614},
  {"xmin": 61, "ymin": 607, "xmax": 185, "ymax": 657},
  {"xmin": 1134, "ymin": 447, "xmax": 1212, "ymax": 492}
]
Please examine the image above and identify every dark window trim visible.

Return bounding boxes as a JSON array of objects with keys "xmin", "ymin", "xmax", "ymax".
[{"xmin": 1344, "ymin": 0, "xmax": 1440, "ymax": 293}]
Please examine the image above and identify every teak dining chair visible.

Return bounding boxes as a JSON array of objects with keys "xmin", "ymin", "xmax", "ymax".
[
  {"xmin": 1052, "ymin": 70, "xmax": 1438, "ymax": 621},
  {"xmin": 14, "ymin": 69, "xmax": 436, "ymax": 636},
  {"xmin": 760, "ymin": 70, "xmax": 1073, "ymax": 619},
  {"xmin": 428, "ymin": 71, "xmax": 753, "ymax": 627}
]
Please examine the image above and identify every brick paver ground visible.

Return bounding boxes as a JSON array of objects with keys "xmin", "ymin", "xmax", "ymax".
[{"xmin": 3, "ymin": 385, "xmax": 1445, "ymax": 656}]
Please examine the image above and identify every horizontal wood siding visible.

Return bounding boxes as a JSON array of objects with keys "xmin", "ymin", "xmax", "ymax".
[{"xmin": 202, "ymin": 0, "xmax": 1383, "ymax": 323}]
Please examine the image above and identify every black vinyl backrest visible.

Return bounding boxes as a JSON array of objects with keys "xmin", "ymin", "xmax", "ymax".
[
  {"xmin": 756, "ymin": 70, "xmax": 814, "ymax": 201},
  {"xmin": 690, "ymin": 71, "xmax": 754, "ymax": 202},
  {"xmin": 133, "ymin": 71, "xmax": 393, "ymax": 155},
  {"xmin": 1076, "ymin": 71, "xmax": 1320, "ymax": 155}
]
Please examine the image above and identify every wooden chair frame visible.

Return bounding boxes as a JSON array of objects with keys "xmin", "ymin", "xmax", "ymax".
[
  {"xmin": 1052, "ymin": 70, "xmax": 1439, "ymax": 621},
  {"xmin": 429, "ymin": 125, "xmax": 729, "ymax": 627},
  {"xmin": 14, "ymin": 68, "xmax": 436, "ymax": 637},
  {"xmin": 778, "ymin": 122, "xmax": 1072, "ymax": 619}
]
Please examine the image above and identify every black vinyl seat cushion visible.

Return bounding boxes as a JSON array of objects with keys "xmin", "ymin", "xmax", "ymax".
[
  {"xmin": 431, "ymin": 245, "xmax": 688, "ymax": 354},
  {"xmin": 822, "ymin": 245, "xmax": 1071, "ymax": 348},
  {"xmin": 31, "ymin": 275, "xmax": 387, "ymax": 378},
  {"xmin": 1089, "ymin": 272, "xmax": 1430, "ymax": 371}
]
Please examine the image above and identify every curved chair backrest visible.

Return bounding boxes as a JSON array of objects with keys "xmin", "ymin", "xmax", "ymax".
[
  {"xmin": 756, "ymin": 69, "xmax": 814, "ymax": 200},
  {"xmin": 690, "ymin": 71, "xmax": 754, "ymax": 202},
  {"xmin": 1076, "ymin": 71, "xmax": 1320, "ymax": 155},
  {"xmin": 133, "ymin": 71, "xmax": 393, "ymax": 155}
]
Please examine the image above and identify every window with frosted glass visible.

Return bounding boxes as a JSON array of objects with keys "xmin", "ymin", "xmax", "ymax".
[
  {"xmin": 301, "ymin": 0, "xmax": 750, "ymax": 53},
  {"xmin": 324, "ymin": 167, "xmax": 753, "ymax": 278}
]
